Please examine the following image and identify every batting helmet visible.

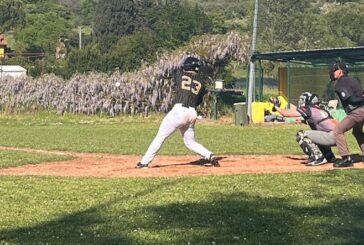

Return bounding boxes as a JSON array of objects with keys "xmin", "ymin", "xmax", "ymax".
[{"xmin": 182, "ymin": 56, "xmax": 201, "ymax": 72}]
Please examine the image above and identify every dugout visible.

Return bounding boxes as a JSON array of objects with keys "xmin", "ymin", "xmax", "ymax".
[{"xmin": 248, "ymin": 46, "xmax": 364, "ymax": 123}]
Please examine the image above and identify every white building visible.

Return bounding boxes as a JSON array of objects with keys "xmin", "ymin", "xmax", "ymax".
[{"xmin": 0, "ymin": 65, "xmax": 27, "ymax": 78}]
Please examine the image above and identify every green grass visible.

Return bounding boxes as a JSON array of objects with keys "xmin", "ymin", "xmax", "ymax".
[
  {"xmin": 0, "ymin": 112, "xmax": 363, "ymax": 244},
  {"xmin": 0, "ymin": 172, "xmax": 363, "ymax": 244},
  {"xmin": 0, "ymin": 112, "xmax": 360, "ymax": 156},
  {"xmin": 0, "ymin": 150, "xmax": 73, "ymax": 169}
]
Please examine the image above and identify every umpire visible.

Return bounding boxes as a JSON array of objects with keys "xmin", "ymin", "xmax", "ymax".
[{"xmin": 329, "ymin": 61, "xmax": 364, "ymax": 167}]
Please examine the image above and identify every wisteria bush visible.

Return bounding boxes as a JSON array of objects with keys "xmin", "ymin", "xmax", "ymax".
[{"xmin": 0, "ymin": 32, "xmax": 249, "ymax": 116}]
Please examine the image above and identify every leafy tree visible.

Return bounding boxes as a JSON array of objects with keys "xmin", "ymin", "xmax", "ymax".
[
  {"xmin": 13, "ymin": 12, "xmax": 72, "ymax": 54},
  {"xmin": 323, "ymin": 4, "xmax": 364, "ymax": 46},
  {"xmin": 146, "ymin": 2, "xmax": 212, "ymax": 48},
  {"xmin": 105, "ymin": 30, "xmax": 159, "ymax": 73},
  {"xmin": 0, "ymin": 0, "xmax": 26, "ymax": 32},
  {"xmin": 79, "ymin": 0, "xmax": 98, "ymax": 25},
  {"xmin": 4, "ymin": 0, "xmax": 364, "ymax": 80},
  {"xmin": 58, "ymin": 0, "xmax": 98, "ymax": 26},
  {"xmin": 196, "ymin": 0, "xmax": 250, "ymax": 19},
  {"xmin": 191, "ymin": 0, "xmax": 252, "ymax": 34},
  {"xmin": 89, "ymin": 1, "xmax": 212, "ymax": 74},
  {"xmin": 207, "ymin": 9, "xmax": 230, "ymax": 34},
  {"xmin": 93, "ymin": 0, "xmax": 153, "ymax": 37},
  {"xmin": 254, "ymin": 0, "xmax": 364, "ymax": 51},
  {"xmin": 295, "ymin": 10, "xmax": 330, "ymax": 49},
  {"xmin": 257, "ymin": 0, "xmax": 314, "ymax": 51},
  {"xmin": 325, "ymin": 0, "xmax": 363, "ymax": 3},
  {"xmin": 66, "ymin": 43, "xmax": 105, "ymax": 75}
]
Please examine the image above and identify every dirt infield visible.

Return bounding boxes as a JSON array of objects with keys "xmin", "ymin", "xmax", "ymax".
[{"xmin": 0, "ymin": 146, "xmax": 363, "ymax": 178}]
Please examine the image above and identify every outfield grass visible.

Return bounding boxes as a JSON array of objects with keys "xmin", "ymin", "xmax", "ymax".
[
  {"xmin": 0, "ymin": 150, "xmax": 73, "ymax": 169},
  {"xmin": 0, "ymin": 113, "xmax": 363, "ymax": 244},
  {"xmin": 1, "ymin": 172, "xmax": 363, "ymax": 244},
  {"xmin": 0, "ymin": 112, "xmax": 360, "ymax": 156}
]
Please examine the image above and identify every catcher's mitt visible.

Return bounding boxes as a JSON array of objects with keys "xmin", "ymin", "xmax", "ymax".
[{"xmin": 269, "ymin": 97, "xmax": 281, "ymax": 112}]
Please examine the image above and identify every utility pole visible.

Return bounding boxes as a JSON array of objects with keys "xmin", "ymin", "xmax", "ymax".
[
  {"xmin": 0, "ymin": 33, "xmax": 6, "ymax": 82},
  {"xmin": 79, "ymin": 26, "xmax": 82, "ymax": 49},
  {"xmin": 247, "ymin": 0, "xmax": 259, "ymax": 123},
  {"xmin": 0, "ymin": 50, "xmax": 3, "ymax": 82},
  {"xmin": 0, "ymin": 59, "xmax": 3, "ymax": 82}
]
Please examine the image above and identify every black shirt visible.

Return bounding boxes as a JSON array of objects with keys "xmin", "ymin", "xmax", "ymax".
[
  {"xmin": 334, "ymin": 75, "xmax": 364, "ymax": 113},
  {"xmin": 173, "ymin": 71, "xmax": 206, "ymax": 108}
]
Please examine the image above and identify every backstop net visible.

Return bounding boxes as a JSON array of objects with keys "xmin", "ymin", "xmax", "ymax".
[{"xmin": 264, "ymin": 61, "xmax": 364, "ymax": 108}]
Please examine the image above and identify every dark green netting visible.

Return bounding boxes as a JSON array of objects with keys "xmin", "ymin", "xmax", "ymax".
[
  {"xmin": 251, "ymin": 47, "xmax": 364, "ymax": 109},
  {"xmin": 287, "ymin": 62, "xmax": 364, "ymax": 107}
]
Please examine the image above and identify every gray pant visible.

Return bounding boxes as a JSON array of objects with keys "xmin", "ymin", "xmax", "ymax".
[
  {"xmin": 333, "ymin": 106, "xmax": 364, "ymax": 156},
  {"xmin": 304, "ymin": 130, "xmax": 336, "ymax": 147}
]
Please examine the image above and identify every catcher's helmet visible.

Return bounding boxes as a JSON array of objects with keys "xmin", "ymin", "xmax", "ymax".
[
  {"xmin": 329, "ymin": 61, "xmax": 349, "ymax": 81},
  {"xmin": 298, "ymin": 92, "xmax": 321, "ymax": 107},
  {"xmin": 182, "ymin": 56, "xmax": 201, "ymax": 72}
]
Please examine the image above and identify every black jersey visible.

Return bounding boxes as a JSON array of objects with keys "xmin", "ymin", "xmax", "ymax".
[
  {"xmin": 334, "ymin": 75, "xmax": 364, "ymax": 113},
  {"xmin": 173, "ymin": 71, "xmax": 206, "ymax": 108}
]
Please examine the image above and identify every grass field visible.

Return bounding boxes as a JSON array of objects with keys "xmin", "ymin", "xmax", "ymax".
[{"xmin": 0, "ymin": 113, "xmax": 363, "ymax": 244}]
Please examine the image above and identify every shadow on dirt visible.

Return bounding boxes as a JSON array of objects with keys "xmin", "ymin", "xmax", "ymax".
[{"xmin": 153, "ymin": 156, "xmax": 226, "ymax": 168}]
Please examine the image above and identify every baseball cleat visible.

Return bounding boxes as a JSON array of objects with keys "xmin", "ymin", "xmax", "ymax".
[
  {"xmin": 136, "ymin": 162, "xmax": 149, "ymax": 169},
  {"xmin": 303, "ymin": 157, "xmax": 315, "ymax": 164},
  {"xmin": 208, "ymin": 154, "xmax": 220, "ymax": 167},
  {"xmin": 333, "ymin": 156, "xmax": 353, "ymax": 168},
  {"xmin": 305, "ymin": 156, "xmax": 327, "ymax": 166}
]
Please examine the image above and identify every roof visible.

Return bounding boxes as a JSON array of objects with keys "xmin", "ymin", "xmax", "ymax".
[
  {"xmin": 251, "ymin": 46, "xmax": 364, "ymax": 64},
  {"xmin": 0, "ymin": 65, "xmax": 26, "ymax": 72}
]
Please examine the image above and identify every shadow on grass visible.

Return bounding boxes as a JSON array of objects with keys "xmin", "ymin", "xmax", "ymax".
[
  {"xmin": 0, "ymin": 175, "xmax": 364, "ymax": 244},
  {"xmin": 143, "ymin": 193, "xmax": 364, "ymax": 244}
]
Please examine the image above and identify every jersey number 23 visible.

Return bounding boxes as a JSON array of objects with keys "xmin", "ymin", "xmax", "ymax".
[{"xmin": 181, "ymin": 75, "xmax": 202, "ymax": 95}]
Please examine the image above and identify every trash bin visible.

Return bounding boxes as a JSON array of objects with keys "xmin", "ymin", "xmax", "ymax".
[{"xmin": 233, "ymin": 102, "xmax": 248, "ymax": 126}]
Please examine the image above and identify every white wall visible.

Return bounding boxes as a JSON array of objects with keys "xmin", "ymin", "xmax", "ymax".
[{"xmin": 0, "ymin": 65, "xmax": 27, "ymax": 78}]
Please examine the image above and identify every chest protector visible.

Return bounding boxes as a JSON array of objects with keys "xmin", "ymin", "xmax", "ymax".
[{"xmin": 297, "ymin": 106, "xmax": 336, "ymax": 132}]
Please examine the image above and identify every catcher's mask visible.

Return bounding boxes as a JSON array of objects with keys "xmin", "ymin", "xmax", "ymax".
[
  {"xmin": 329, "ymin": 61, "xmax": 349, "ymax": 81},
  {"xmin": 298, "ymin": 92, "xmax": 321, "ymax": 107},
  {"xmin": 182, "ymin": 56, "xmax": 201, "ymax": 72}
]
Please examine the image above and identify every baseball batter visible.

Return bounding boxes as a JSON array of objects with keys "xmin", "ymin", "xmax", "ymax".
[{"xmin": 136, "ymin": 56, "xmax": 219, "ymax": 168}]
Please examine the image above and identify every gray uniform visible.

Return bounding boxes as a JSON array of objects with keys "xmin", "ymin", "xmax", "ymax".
[
  {"xmin": 296, "ymin": 104, "xmax": 337, "ymax": 162},
  {"xmin": 300, "ymin": 106, "xmax": 337, "ymax": 147}
]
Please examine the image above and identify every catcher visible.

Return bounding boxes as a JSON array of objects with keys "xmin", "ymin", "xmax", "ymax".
[
  {"xmin": 270, "ymin": 92, "xmax": 337, "ymax": 166},
  {"xmin": 136, "ymin": 56, "xmax": 219, "ymax": 168}
]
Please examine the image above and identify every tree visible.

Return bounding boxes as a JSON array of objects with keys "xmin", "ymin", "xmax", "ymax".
[
  {"xmin": 58, "ymin": 0, "xmax": 98, "ymax": 26},
  {"xmin": 79, "ymin": 0, "xmax": 98, "ymax": 25},
  {"xmin": 66, "ymin": 44, "xmax": 105, "ymax": 75},
  {"xmin": 295, "ymin": 10, "xmax": 330, "ymax": 49},
  {"xmin": 91, "ymin": 1, "xmax": 212, "ymax": 74},
  {"xmin": 13, "ymin": 12, "xmax": 72, "ymax": 54},
  {"xmin": 257, "ymin": 0, "xmax": 312, "ymax": 51},
  {"xmin": 185, "ymin": 0, "xmax": 253, "ymax": 35},
  {"xmin": 323, "ymin": 4, "xmax": 364, "ymax": 47},
  {"xmin": 146, "ymin": 2, "xmax": 212, "ymax": 48},
  {"xmin": 105, "ymin": 30, "xmax": 159, "ymax": 73},
  {"xmin": 93, "ymin": 0, "xmax": 153, "ymax": 37},
  {"xmin": 0, "ymin": 0, "xmax": 26, "ymax": 32},
  {"xmin": 255, "ymin": 0, "xmax": 364, "ymax": 51}
]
